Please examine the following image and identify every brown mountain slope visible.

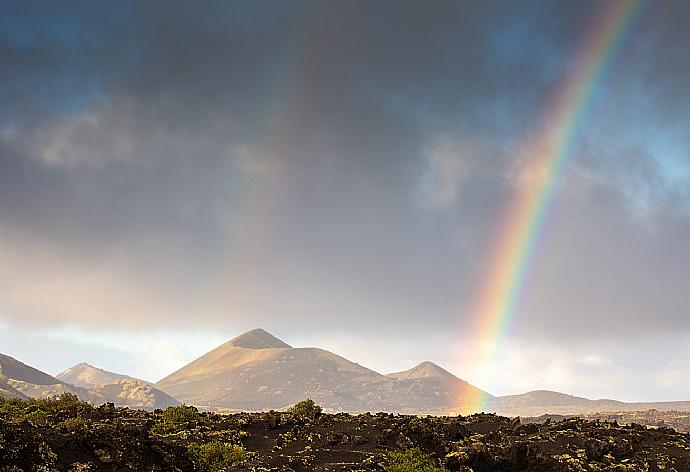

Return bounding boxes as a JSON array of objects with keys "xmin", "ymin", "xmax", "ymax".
[
  {"xmin": 156, "ymin": 329, "xmax": 492, "ymax": 413},
  {"xmin": 156, "ymin": 337, "xmax": 387, "ymax": 411}
]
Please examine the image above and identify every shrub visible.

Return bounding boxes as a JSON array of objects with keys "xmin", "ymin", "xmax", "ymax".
[
  {"xmin": 149, "ymin": 421, "xmax": 179, "ymax": 436},
  {"xmin": 150, "ymin": 405, "xmax": 202, "ymax": 436},
  {"xmin": 385, "ymin": 448, "xmax": 446, "ymax": 472},
  {"xmin": 51, "ymin": 392, "xmax": 85, "ymax": 411},
  {"xmin": 58, "ymin": 416, "xmax": 92, "ymax": 435},
  {"xmin": 0, "ymin": 397, "xmax": 26, "ymax": 415},
  {"xmin": 188, "ymin": 442, "xmax": 249, "ymax": 471},
  {"xmin": 19, "ymin": 409, "xmax": 49, "ymax": 427},
  {"xmin": 33, "ymin": 392, "xmax": 94, "ymax": 418},
  {"xmin": 287, "ymin": 399, "xmax": 322, "ymax": 418},
  {"xmin": 162, "ymin": 405, "xmax": 201, "ymax": 424}
]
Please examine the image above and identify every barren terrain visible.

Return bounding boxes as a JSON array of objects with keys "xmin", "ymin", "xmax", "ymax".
[{"xmin": 2, "ymin": 396, "xmax": 689, "ymax": 471}]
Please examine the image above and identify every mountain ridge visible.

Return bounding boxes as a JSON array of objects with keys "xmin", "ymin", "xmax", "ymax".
[
  {"xmin": 155, "ymin": 329, "xmax": 492, "ymax": 413},
  {"xmin": 0, "ymin": 354, "xmax": 177, "ymax": 409},
  {"xmin": 4, "ymin": 329, "xmax": 690, "ymax": 416}
]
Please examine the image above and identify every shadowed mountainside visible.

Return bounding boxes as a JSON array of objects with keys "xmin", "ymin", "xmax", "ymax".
[{"xmin": 0, "ymin": 353, "xmax": 63, "ymax": 385}]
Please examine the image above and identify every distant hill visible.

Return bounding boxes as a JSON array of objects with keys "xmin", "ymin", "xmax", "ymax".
[
  {"xmin": 0, "ymin": 353, "xmax": 178, "ymax": 409},
  {"xmin": 57, "ymin": 363, "xmax": 138, "ymax": 388},
  {"xmin": 489, "ymin": 390, "xmax": 598, "ymax": 411},
  {"xmin": 487, "ymin": 390, "xmax": 690, "ymax": 417},
  {"xmin": 156, "ymin": 328, "xmax": 491, "ymax": 413}
]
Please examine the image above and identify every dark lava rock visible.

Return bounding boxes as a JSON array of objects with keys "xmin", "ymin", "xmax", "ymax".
[{"xmin": 1, "ymin": 400, "xmax": 690, "ymax": 471}]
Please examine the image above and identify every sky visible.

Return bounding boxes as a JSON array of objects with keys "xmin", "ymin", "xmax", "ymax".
[{"xmin": 0, "ymin": 0, "xmax": 689, "ymax": 402}]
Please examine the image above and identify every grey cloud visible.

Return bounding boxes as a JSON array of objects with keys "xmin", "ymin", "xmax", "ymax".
[{"xmin": 0, "ymin": 0, "xmax": 688, "ymax": 347}]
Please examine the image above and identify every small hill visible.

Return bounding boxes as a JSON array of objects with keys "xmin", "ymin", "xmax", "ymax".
[
  {"xmin": 487, "ymin": 390, "xmax": 629, "ymax": 416},
  {"xmin": 387, "ymin": 361, "xmax": 494, "ymax": 414},
  {"xmin": 492, "ymin": 390, "xmax": 591, "ymax": 408},
  {"xmin": 95, "ymin": 379, "xmax": 179, "ymax": 409},
  {"xmin": 56, "ymin": 363, "xmax": 133, "ymax": 388}
]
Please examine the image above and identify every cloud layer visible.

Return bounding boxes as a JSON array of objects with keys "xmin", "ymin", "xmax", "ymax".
[{"xmin": 0, "ymin": 0, "xmax": 688, "ymax": 397}]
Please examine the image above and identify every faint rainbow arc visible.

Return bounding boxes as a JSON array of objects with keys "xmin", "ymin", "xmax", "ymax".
[{"xmin": 464, "ymin": 0, "xmax": 646, "ymax": 412}]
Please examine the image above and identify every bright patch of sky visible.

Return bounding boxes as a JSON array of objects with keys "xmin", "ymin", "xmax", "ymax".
[{"xmin": 0, "ymin": 320, "xmax": 226, "ymax": 382}]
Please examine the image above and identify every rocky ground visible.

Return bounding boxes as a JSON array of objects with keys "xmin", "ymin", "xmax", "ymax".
[
  {"xmin": 1, "ymin": 396, "xmax": 690, "ymax": 471},
  {"xmin": 526, "ymin": 411, "xmax": 690, "ymax": 434}
]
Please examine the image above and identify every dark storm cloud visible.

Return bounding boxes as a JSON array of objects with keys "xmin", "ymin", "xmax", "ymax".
[{"xmin": 0, "ymin": 0, "xmax": 688, "ymax": 341}]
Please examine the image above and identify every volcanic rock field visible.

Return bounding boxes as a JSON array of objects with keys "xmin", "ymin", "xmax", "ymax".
[{"xmin": 2, "ymin": 395, "xmax": 690, "ymax": 471}]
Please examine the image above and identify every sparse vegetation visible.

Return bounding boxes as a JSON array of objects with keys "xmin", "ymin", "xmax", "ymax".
[
  {"xmin": 58, "ymin": 415, "xmax": 92, "ymax": 436},
  {"xmin": 188, "ymin": 441, "xmax": 250, "ymax": 471},
  {"xmin": 1, "ymin": 392, "xmax": 94, "ymax": 427},
  {"xmin": 287, "ymin": 398, "xmax": 322, "ymax": 418},
  {"xmin": 163, "ymin": 404, "xmax": 201, "ymax": 423},
  {"xmin": 385, "ymin": 448, "xmax": 446, "ymax": 472},
  {"xmin": 0, "ymin": 396, "xmax": 24, "ymax": 415},
  {"xmin": 19, "ymin": 409, "xmax": 50, "ymax": 427},
  {"xmin": 150, "ymin": 404, "xmax": 202, "ymax": 436}
]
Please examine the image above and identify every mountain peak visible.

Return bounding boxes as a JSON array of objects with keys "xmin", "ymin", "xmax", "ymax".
[
  {"xmin": 228, "ymin": 328, "xmax": 292, "ymax": 349},
  {"xmin": 387, "ymin": 361, "xmax": 457, "ymax": 380},
  {"xmin": 56, "ymin": 362, "xmax": 131, "ymax": 389}
]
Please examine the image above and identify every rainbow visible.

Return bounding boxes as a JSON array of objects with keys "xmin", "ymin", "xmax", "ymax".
[{"xmin": 464, "ymin": 0, "xmax": 646, "ymax": 412}]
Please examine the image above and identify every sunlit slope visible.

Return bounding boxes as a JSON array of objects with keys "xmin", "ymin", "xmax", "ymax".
[{"xmin": 156, "ymin": 329, "xmax": 387, "ymax": 411}]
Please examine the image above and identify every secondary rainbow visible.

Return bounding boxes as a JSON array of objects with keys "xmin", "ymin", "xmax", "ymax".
[{"xmin": 464, "ymin": 0, "xmax": 646, "ymax": 412}]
